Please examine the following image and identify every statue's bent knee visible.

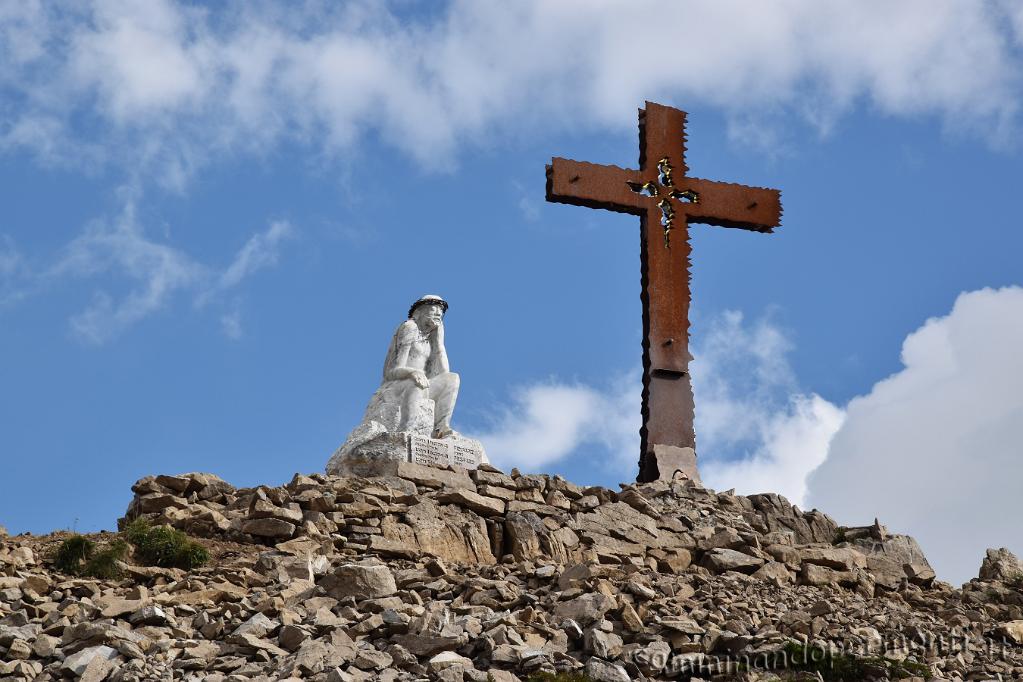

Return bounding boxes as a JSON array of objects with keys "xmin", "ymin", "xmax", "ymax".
[{"xmin": 431, "ymin": 372, "xmax": 459, "ymax": 394}]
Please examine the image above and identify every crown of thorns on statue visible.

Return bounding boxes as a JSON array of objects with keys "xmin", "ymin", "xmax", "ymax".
[{"xmin": 408, "ymin": 295, "xmax": 449, "ymax": 319}]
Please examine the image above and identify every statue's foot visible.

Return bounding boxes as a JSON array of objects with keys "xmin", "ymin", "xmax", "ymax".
[{"xmin": 432, "ymin": 426, "xmax": 460, "ymax": 439}]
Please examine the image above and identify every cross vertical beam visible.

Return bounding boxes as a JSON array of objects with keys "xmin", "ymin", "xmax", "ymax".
[{"xmin": 545, "ymin": 102, "xmax": 782, "ymax": 482}]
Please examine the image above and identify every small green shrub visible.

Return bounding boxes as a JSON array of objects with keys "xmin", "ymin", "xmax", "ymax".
[
  {"xmin": 178, "ymin": 542, "xmax": 211, "ymax": 570},
  {"xmin": 54, "ymin": 535, "xmax": 129, "ymax": 579},
  {"xmin": 54, "ymin": 535, "xmax": 94, "ymax": 575},
  {"xmin": 123, "ymin": 518, "xmax": 208, "ymax": 570},
  {"xmin": 82, "ymin": 539, "xmax": 128, "ymax": 579},
  {"xmin": 892, "ymin": 659, "xmax": 935, "ymax": 678},
  {"xmin": 773, "ymin": 643, "xmax": 930, "ymax": 681}
]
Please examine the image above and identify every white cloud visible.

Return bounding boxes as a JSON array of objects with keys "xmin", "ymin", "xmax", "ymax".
[
  {"xmin": 197, "ymin": 219, "xmax": 294, "ymax": 307},
  {"xmin": 806, "ymin": 287, "xmax": 1023, "ymax": 586},
  {"xmin": 220, "ymin": 310, "xmax": 243, "ymax": 340},
  {"xmin": 54, "ymin": 203, "xmax": 205, "ymax": 343},
  {"xmin": 1003, "ymin": 0, "xmax": 1023, "ymax": 44},
  {"xmin": 0, "ymin": 234, "xmax": 29, "ymax": 305},
  {"xmin": 478, "ymin": 311, "xmax": 842, "ymax": 501},
  {"xmin": 480, "ymin": 291, "xmax": 1023, "ymax": 586},
  {"xmin": 691, "ymin": 311, "xmax": 844, "ymax": 505},
  {"xmin": 68, "ymin": 1, "xmax": 210, "ymax": 121},
  {"xmin": 0, "ymin": 1, "xmax": 50, "ymax": 67},
  {"xmin": 0, "ymin": 234, "xmax": 24, "ymax": 278},
  {"xmin": 517, "ymin": 197, "xmax": 540, "ymax": 222},
  {"xmin": 218, "ymin": 220, "xmax": 293, "ymax": 291},
  {"xmin": 2, "ymin": 1, "xmax": 1022, "ymax": 183},
  {"xmin": 47, "ymin": 202, "xmax": 292, "ymax": 343},
  {"xmin": 693, "ymin": 311, "xmax": 799, "ymax": 448},
  {"xmin": 476, "ymin": 375, "xmax": 638, "ymax": 474},
  {"xmin": 700, "ymin": 394, "xmax": 844, "ymax": 506}
]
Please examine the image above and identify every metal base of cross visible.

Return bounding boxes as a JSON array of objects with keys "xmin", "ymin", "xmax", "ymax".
[{"xmin": 638, "ymin": 444, "xmax": 701, "ymax": 484}]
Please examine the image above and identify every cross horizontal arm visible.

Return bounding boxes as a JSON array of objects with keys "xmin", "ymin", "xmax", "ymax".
[
  {"xmin": 546, "ymin": 158, "xmax": 646, "ymax": 214},
  {"xmin": 683, "ymin": 178, "xmax": 781, "ymax": 232}
]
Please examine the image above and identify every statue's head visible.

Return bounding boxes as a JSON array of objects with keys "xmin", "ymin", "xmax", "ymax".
[{"xmin": 408, "ymin": 294, "xmax": 448, "ymax": 331}]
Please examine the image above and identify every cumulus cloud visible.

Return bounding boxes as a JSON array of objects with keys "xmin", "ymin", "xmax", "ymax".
[
  {"xmin": 478, "ymin": 311, "xmax": 841, "ymax": 502},
  {"xmin": 1, "ymin": 1, "xmax": 1021, "ymax": 184},
  {"xmin": 694, "ymin": 312, "xmax": 800, "ymax": 449},
  {"xmin": 700, "ymin": 395, "xmax": 844, "ymax": 505},
  {"xmin": 476, "ymin": 375, "xmax": 638, "ymax": 474},
  {"xmin": 694, "ymin": 312, "xmax": 845, "ymax": 505},
  {"xmin": 47, "ymin": 202, "xmax": 293, "ymax": 343},
  {"xmin": 479, "ymin": 290, "xmax": 1023, "ymax": 586},
  {"xmin": 806, "ymin": 287, "xmax": 1023, "ymax": 586}
]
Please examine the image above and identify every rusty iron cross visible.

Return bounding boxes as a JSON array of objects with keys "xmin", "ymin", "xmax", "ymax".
[{"xmin": 545, "ymin": 102, "xmax": 781, "ymax": 482}]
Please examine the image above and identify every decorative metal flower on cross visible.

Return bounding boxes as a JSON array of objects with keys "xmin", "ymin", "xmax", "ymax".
[{"xmin": 626, "ymin": 156, "xmax": 701, "ymax": 247}]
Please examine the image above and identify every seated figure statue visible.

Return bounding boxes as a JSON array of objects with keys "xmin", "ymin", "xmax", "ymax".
[
  {"xmin": 376, "ymin": 294, "xmax": 460, "ymax": 438},
  {"xmin": 327, "ymin": 295, "xmax": 478, "ymax": 475}
]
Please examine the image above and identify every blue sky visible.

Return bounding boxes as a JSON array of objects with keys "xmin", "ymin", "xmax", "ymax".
[{"xmin": 2, "ymin": 1, "xmax": 1023, "ymax": 585}]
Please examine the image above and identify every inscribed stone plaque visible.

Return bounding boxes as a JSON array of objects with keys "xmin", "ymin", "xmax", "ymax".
[
  {"xmin": 451, "ymin": 438, "xmax": 484, "ymax": 469},
  {"xmin": 406, "ymin": 434, "xmax": 486, "ymax": 470},
  {"xmin": 408, "ymin": 434, "xmax": 451, "ymax": 468}
]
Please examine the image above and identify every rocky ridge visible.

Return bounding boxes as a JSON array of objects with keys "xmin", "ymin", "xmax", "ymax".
[{"xmin": 2, "ymin": 462, "xmax": 1023, "ymax": 681}]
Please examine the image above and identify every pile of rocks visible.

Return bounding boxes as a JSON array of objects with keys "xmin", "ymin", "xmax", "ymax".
[{"xmin": 2, "ymin": 464, "xmax": 1022, "ymax": 681}]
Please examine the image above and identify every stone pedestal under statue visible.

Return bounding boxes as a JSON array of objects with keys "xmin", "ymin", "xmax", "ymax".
[{"xmin": 326, "ymin": 422, "xmax": 488, "ymax": 478}]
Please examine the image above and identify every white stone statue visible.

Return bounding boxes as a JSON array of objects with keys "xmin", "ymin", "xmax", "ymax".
[{"xmin": 327, "ymin": 295, "xmax": 486, "ymax": 476}]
